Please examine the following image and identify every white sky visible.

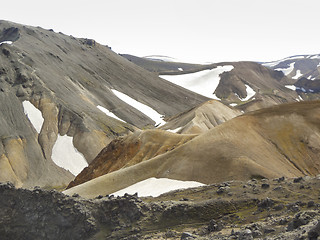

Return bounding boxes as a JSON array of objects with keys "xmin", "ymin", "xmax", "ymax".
[{"xmin": 1, "ymin": 0, "xmax": 319, "ymax": 63}]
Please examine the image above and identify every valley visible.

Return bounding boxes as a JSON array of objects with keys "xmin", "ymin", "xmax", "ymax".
[{"xmin": 1, "ymin": 19, "xmax": 320, "ymax": 239}]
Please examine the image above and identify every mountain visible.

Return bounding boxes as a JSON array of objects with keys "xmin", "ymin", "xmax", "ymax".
[
  {"xmin": 263, "ymin": 54, "xmax": 320, "ymax": 80},
  {"xmin": 64, "ymin": 100, "xmax": 320, "ymax": 199},
  {"xmin": 67, "ymin": 129, "xmax": 197, "ymax": 189},
  {"xmin": 120, "ymin": 54, "xmax": 214, "ymax": 75},
  {"xmin": 67, "ymin": 100, "xmax": 240, "ymax": 189},
  {"xmin": 0, "ymin": 20, "xmax": 209, "ymax": 187},
  {"xmin": 160, "ymin": 99, "xmax": 241, "ymax": 134},
  {"xmin": 122, "ymin": 54, "xmax": 300, "ymax": 112}
]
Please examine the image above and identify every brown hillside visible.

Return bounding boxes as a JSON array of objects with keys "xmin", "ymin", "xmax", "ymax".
[
  {"xmin": 161, "ymin": 100, "xmax": 241, "ymax": 134},
  {"xmin": 64, "ymin": 100, "xmax": 320, "ymax": 198},
  {"xmin": 67, "ymin": 129, "xmax": 196, "ymax": 189}
]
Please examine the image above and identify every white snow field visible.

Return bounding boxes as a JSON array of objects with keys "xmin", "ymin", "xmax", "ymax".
[
  {"xmin": 51, "ymin": 134, "xmax": 88, "ymax": 176},
  {"xmin": 111, "ymin": 89, "xmax": 165, "ymax": 126},
  {"xmin": 293, "ymin": 70, "xmax": 303, "ymax": 79},
  {"xmin": 111, "ymin": 177, "xmax": 205, "ymax": 197},
  {"xmin": 22, "ymin": 101, "xmax": 44, "ymax": 133},
  {"xmin": 310, "ymin": 55, "xmax": 320, "ymax": 59},
  {"xmin": 275, "ymin": 62, "xmax": 295, "ymax": 76},
  {"xmin": 0, "ymin": 40, "xmax": 13, "ymax": 45},
  {"xmin": 160, "ymin": 65, "xmax": 234, "ymax": 99},
  {"xmin": 285, "ymin": 85, "xmax": 297, "ymax": 91},
  {"xmin": 240, "ymin": 84, "xmax": 256, "ymax": 101},
  {"xmin": 97, "ymin": 105, "xmax": 125, "ymax": 123},
  {"xmin": 167, "ymin": 127, "xmax": 182, "ymax": 133},
  {"xmin": 143, "ymin": 55, "xmax": 186, "ymax": 63}
]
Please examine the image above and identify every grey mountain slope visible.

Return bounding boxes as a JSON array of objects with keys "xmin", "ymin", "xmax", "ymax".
[
  {"xmin": 122, "ymin": 54, "xmax": 300, "ymax": 112},
  {"xmin": 120, "ymin": 54, "xmax": 214, "ymax": 74},
  {"xmin": 0, "ymin": 20, "xmax": 208, "ymax": 187},
  {"xmin": 263, "ymin": 54, "xmax": 320, "ymax": 80}
]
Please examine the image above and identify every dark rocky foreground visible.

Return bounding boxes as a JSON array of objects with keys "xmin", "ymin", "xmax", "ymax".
[{"xmin": 1, "ymin": 176, "xmax": 320, "ymax": 239}]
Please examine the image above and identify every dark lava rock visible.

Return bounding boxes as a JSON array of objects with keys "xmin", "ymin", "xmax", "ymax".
[
  {"xmin": 287, "ymin": 211, "xmax": 317, "ymax": 231},
  {"xmin": 308, "ymin": 221, "xmax": 320, "ymax": 240},
  {"xmin": 261, "ymin": 183, "xmax": 270, "ymax": 189},
  {"xmin": 273, "ymin": 204, "xmax": 285, "ymax": 211},
  {"xmin": 293, "ymin": 176, "xmax": 303, "ymax": 183},
  {"xmin": 263, "ymin": 227, "xmax": 276, "ymax": 234},
  {"xmin": 258, "ymin": 197, "xmax": 275, "ymax": 209},
  {"xmin": 207, "ymin": 219, "xmax": 223, "ymax": 232},
  {"xmin": 217, "ymin": 186, "xmax": 230, "ymax": 194},
  {"xmin": 238, "ymin": 229, "xmax": 253, "ymax": 240}
]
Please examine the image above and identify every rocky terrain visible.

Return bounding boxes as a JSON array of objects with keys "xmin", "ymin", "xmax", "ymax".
[{"xmin": 2, "ymin": 175, "xmax": 320, "ymax": 239}]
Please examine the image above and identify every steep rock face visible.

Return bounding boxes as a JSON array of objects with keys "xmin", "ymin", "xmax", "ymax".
[
  {"xmin": 67, "ymin": 129, "xmax": 196, "ymax": 189},
  {"xmin": 65, "ymin": 101, "xmax": 320, "ymax": 198},
  {"xmin": 0, "ymin": 20, "xmax": 208, "ymax": 187}
]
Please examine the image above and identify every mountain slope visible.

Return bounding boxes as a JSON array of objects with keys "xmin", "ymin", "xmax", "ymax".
[
  {"xmin": 0, "ymin": 20, "xmax": 209, "ymax": 187},
  {"xmin": 67, "ymin": 129, "xmax": 196, "ymax": 189},
  {"xmin": 263, "ymin": 54, "xmax": 320, "ymax": 80},
  {"xmin": 120, "ymin": 54, "xmax": 214, "ymax": 74},
  {"xmin": 64, "ymin": 100, "xmax": 320, "ymax": 198},
  {"xmin": 125, "ymin": 54, "xmax": 309, "ymax": 112},
  {"xmin": 160, "ymin": 100, "xmax": 241, "ymax": 134},
  {"xmin": 160, "ymin": 61, "xmax": 299, "ymax": 112}
]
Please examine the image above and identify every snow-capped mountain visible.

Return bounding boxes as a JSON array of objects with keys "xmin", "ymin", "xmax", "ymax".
[{"xmin": 262, "ymin": 54, "xmax": 320, "ymax": 80}]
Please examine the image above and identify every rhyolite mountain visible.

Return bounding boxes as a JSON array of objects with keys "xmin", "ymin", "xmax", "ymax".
[
  {"xmin": 65, "ymin": 100, "xmax": 320, "ymax": 198},
  {"xmin": 0, "ymin": 20, "xmax": 209, "ymax": 188},
  {"xmin": 1, "ymin": 19, "xmax": 320, "ymax": 191},
  {"xmin": 121, "ymin": 54, "xmax": 302, "ymax": 112}
]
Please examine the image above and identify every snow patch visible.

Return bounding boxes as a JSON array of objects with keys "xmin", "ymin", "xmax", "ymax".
[
  {"xmin": 212, "ymin": 94, "xmax": 221, "ymax": 100},
  {"xmin": 144, "ymin": 55, "xmax": 182, "ymax": 62},
  {"xmin": 293, "ymin": 70, "xmax": 303, "ymax": 79},
  {"xmin": 240, "ymin": 84, "xmax": 256, "ymax": 101},
  {"xmin": 111, "ymin": 89, "xmax": 165, "ymax": 126},
  {"xmin": 22, "ymin": 101, "xmax": 44, "ymax": 133},
  {"xmin": 97, "ymin": 105, "xmax": 125, "ymax": 123},
  {"xmin": 285, "ymin": 85, "xmax": 297, "ymax": 91},
  {"xmin": 310, "ymin": 55, "xmax": 320, "ymax": 59},
  {"xmin": 167, "ymin": 127, "xmax": 182, "ymax": 133},
  {"xmin": 178, "ymin": 68, "xmax": 183, "ymax": 71},
  {"xmin": 0, "ymin": 41, "xmax": 13, "ymax": 45},
  {"xmin": 229, "ymin": 103, "xmax": 238, "ymax": 107},
  {"xmin": 275, "ymin": 62, "xmax": 295, "ymax": 76},
  {"xmin": 160, "ymin": 65, "xmax": 234, "ymax": 99},
  {"xmin": 52, "ymin": 134, "xmax": 88, "ymax": 176},
  {"xmin": 111, "ymin": 177, "xmax": 205, "ymax": 197}
]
